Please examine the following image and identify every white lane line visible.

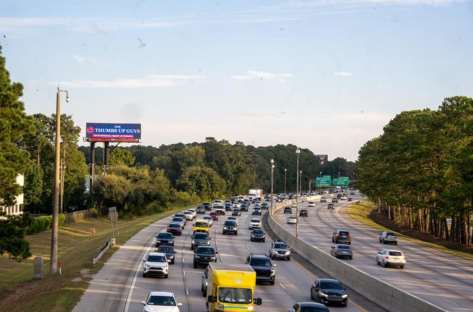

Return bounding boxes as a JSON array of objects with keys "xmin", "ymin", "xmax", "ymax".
[{"xmin": 123, "ymin": 242, "xmax": 152, "ymax": 312}]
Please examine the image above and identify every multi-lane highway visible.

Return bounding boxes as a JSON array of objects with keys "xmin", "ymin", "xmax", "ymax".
[
  {"xmin": 73, "ymin": 203, "xmax": 382, "ymax": 312},
  {"xmin": 274, "ymin": 194, "xmax": 473, "ymax": 312}
]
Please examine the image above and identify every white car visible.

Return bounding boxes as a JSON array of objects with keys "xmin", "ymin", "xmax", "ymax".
[
  {"xmin": 202, "ymin": 215, "xmax": 213, "ymax": 227},
  {"xmin": 376, "ymin": 249, "xmax": 406, "ymax": 269},
  {"xmin": 308, "ymin": 202, "xmax": 316, "ymax": 207},
  {"xmin": 184, "ymin": 211, "xmax": 194, "ymax": 221},
  {"xmin": 143, "ymin": 252, "xmax": 169, "ymax": 278},
  {"xmin": 287, "ymin": 216, "xmax": 297, "ymax": 224},
  {"xmin": 142, "ymin": 291, "xmax": 182, "ymax": 312},
  {"xmin": 249, "ymin": 218, "xmax": 262, "ymax": 229},
  {"xmin": 212, "ymin": 200, "xmax": 224, "ymax": 208}
]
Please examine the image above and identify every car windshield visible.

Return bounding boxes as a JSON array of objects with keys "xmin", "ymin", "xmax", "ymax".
[
  {"xmin": 386, "ymin": 232, "xmax": 396, "ymax": 237},
  {"xmin": 338, "ymin": 231, "xmax": 349, "ymax": 236},
  {"xmin": 251, "ymin": 219, "xmax": 260, "ymax": 223},
  {"xmin": 224, "ymin": 221, "xmax": 236, "ymax": 226},
  {"xmin": 147, "ymin": 295, "xmax": 176, "ymax": 306},
  {"xmin": 218, "ymin": 288, "xmax": 252, "ymax": 304},
  {"xmin": 147, "ymin": 255, "xmax": 166, "ymax": 262},
  {"xmin": 196, "ymin": 247, "xmax": 215, "ymax": 254},
  {"xmin": 194, "ymin": 233, "xmax": 208, "ymax": 240},
  {"xmin": 301, "ymin": 307, "xmax": 328, "ymax": 312},
  {"xmin": 320, "ymin": 280, "xmax": 343, "ymax": 290},
  {"xmin": 158, "ymin": 246, "xmax": 174, "ymax": 253},
  {"xmin": 250, "ymin": 257, "xmax": 270, "ymax": 267},
  {"xmin": 169, "ymin": 223, "xmax": 180, "ymax": 228},
  {"xmin": 158, "ymin": 233, "xmax": 172, "ymax": 239},
  {"xmin": 253, "ymin": 229, "xmax": 264, "ymax": 234},
  {"xmin": 195, "ymin": 222, "xmax": 208, "ymax": 227},
  {"xmin": 389, "ymin": 251, "xmax": 403, "ymax": 256},
  {"xmin": 337, "ymin": 245, "xmax": 350, "ymax": 250},
  {"xmin": 274, "ymin": 243, "xmax": 287, "ymax": 249}
]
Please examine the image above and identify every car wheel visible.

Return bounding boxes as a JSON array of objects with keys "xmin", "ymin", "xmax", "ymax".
[
  {"xmin": 342, "ymin": 301, "xmax": 348, "ymax": 307},
  {"xmin": 193, "ymin": 261, "xmax": 197, "ymax": 268},
  {"xmin": 384, "ymin": 261, "xmax": 388, "ymax": 268},
  {"xmin": 400, "ymin": 265, "xmax": 405, "ymax": 269},
  {"xmin": 376, "ymin": 259, "xmax": 380, "ymax": 266},
  {"xmin": 270, "ymin": 279, "xmax": 275, "ymax": 285},
  {"xmin": 349, "ymin": 256, "xmax": 353, "ymax": 260},
  {"xmin": 164, "ymin": 274, "xmax": 169, "ymax": 278},
  {"xmin": 310, "ymin": 289, "xmax": 314, "ymax": 300},
  {"xmin": 142, "ymin": 272, "xmax": 147, "ymax": 278},
  {"xmin": 171, "ymin": 259, "xmax": 175, "ymax": 264},
  {"xmin": 287, "ymin": 256, "xmax": 291, "ymax": 261}
]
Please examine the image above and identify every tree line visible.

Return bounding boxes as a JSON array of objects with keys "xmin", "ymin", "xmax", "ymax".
[{"xmin": 356, "ymin": 96, "xmax": 473, "ymax": 247}]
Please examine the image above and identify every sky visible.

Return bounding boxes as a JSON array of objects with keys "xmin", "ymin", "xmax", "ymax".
[{"xmin": 1, "ymin": 0, "xmax": 472, "ymax": 161}]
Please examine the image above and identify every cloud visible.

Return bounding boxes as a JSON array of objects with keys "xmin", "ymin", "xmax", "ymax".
[
  {"xmin": 232, "ymin": 70, "xmax": 293, "ymax": 81},
  {"xmin": 277, "ymin": 0, "xmax": 463, "ymax": 9},
  {"xmin": 57, "ymin": 74, "xmax": 204, "ymax": 89},
  {"xmin": 334, "ymin": 71, "xmax": 353, "ymax": 77},
  {"xmin": 72, "ymin": 55, "xmax": 97, "ymax": 64}
]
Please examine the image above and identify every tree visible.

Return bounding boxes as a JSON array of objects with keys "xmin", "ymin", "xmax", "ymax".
[
  {"xmin": 177, "ymin": 166, "xmax": 226, "ymax": 199},
  {"xmin": 110, "ymin": 148, "xmax": 135, "ymax": 167},
  {"xmin": 0, "ymin": 221, "xmax": 31, "ymax": 261}
]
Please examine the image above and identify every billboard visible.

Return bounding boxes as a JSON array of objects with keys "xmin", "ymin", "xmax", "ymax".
[{"xmin": 86, "ymin": 123, "xmax": 141, "ymax": 143}]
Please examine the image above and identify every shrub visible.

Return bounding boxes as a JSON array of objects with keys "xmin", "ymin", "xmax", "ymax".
[{"xmin": 89, "ymin": 208, "xmax": 99, "ymax": 218}]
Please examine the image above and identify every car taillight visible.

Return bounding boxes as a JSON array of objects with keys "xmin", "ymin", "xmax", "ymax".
[{"xmin": 384, "ymin": 256, "xmax": 389, "ymax": 260}]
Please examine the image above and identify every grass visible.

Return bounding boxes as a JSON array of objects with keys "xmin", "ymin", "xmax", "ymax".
[
  {"xmin": 345, "ymin": 200, "xmax": 473, "ymax": 262},
  {"xmin": 0, "ymin": 205, "xmax": 187, "ymax": 312}
]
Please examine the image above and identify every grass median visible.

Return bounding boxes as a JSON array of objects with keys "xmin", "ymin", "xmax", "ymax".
[
  {"xmin": 346, "ymin": 200, "xmax": 473, "ymax": 262},
  {"xmin": 0, "ymin": 205, "xmax": 187, "ymax": 312}
]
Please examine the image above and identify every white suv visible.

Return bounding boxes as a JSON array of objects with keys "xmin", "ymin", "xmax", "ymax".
[
  {"xmin": 249, "ymin": 218, "xmax": 262, "ymax": 229},
  {"xmin": 376, "ymin": 249, "xmax": 406, "ymax": 269},
  {"xmin": 143, "ymin": 252, "xmax": 169, "ymax": 278},
  {"xmin": 142, "ymin": 291, "xmax": 182, "ymax": 312}
]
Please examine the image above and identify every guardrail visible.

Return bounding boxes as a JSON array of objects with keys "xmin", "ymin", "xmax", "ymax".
[
  {"xmin": 267, "ymin": 201, "xmax": 446, "ymax": 312},
  {"xmin": 92, "ymin": 239, "xmax": 112, "ymax": 265}
]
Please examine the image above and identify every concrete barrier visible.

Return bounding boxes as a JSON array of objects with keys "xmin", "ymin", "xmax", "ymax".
[{"xmin": 267, "ymin": 201, "xmax": 446, "ymax": 312}]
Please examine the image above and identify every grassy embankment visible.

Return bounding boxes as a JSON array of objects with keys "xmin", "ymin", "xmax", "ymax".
[
  {"xmin": 0, "ymin": 205, "xmax": 186, "ymax": 312},
  {"xmin": 346, "ymin": 200, "xmax": 473, "ymax": 261}
]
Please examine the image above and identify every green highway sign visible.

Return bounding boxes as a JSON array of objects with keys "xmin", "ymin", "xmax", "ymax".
[
  {"xmin": 315, "ymin": 175, "xmax": 332, "ymax": 188},
  {"xmin": 333, "ymin": 176, "xmax": 350, "ymax": 187}
]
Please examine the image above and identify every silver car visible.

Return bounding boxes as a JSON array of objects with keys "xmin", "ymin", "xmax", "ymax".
[
  {"xmin": 379, "ymin": 231, "xmax": 398, "ymax": 245},
  {"xmin": 330, "ymin": 244, "xmax": 353, "ymax": 260}
]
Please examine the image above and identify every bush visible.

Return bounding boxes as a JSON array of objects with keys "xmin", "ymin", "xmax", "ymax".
[
  {"xmin": 89, "ymin": 208, "xmax": 99, "ymax": 218},
  {"xmin": 26, "ymin": 214, "xmax": 65, "ymax": 235}
]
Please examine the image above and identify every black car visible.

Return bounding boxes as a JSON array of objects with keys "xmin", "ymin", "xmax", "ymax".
[
  {"xmin": 203, "ymin": 202, "xmax": 212, "ymax": 211},
  {"xmin": 157, "ymin": 245, "xmax": 176, "ymax": 264},
  {"xmin": 246, "ymin": 254, "xmax": 276, "ymax": 285},
  {"xmin": 196, "ymin": 206, "xmax": 206, "ymax": 214},
  {"xmin": 252, "ymin": 209, "xmax": 262, "ymax": 216},
  {"xmin": 232, "ymin": 209, "xmax": 241, "ymax": 216},
  {"xmin": 299, "ymin": 209, "xmax": 308, "ymax": 217},
  {"xmin": 225, "ymin": 204, "xmax": 232, "ymax": 211},
  {"xmin": 174, "ymin": 214, "xmax": 187, "ymax": 224},
  {"xmin": 222, "ymin": 220, "xmax": 238, "ymax": 235},
  {"xmin": 155, "ymin": 232, "xmax": 174, "ymax": 247},
  {"xmin": 331, "ymin": 198, "xmax": 338, "ymax": 203},
  {"xmin": 191, "ymin": 232, "xmax": 211, "ymax": 250},
  {"xmin": 250, "ymin": 228, "xmax": 266, "ymax": 242},
  {"xmin": 240, "ymin": 203, "xmax": 249, "ymax": 212},
  {"xmin": 289, "ymin": 302, "xmax": 329, "ymax": 312},
  {"xmin": 327, "ymin": 203, "xmax": 334, "ymax": 210},
  {"xmin": 193, "ymin": 246, "xmax": 217, "ymax": 268},
  {"xmin": 310, "ymin": 278, "xmax": 348, "ymax": 306},
  {"xmin": 284, "ymin": 207, "xmax": 292, "ymax": 214}
]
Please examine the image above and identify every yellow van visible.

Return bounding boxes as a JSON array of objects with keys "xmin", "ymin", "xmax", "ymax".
[
  {"xmin": 204, "ymin": 263, "xmax": 262, "ymax": 312},
  {"xmin": 192, "ymin": 219, "xmax": 210, "ymax": 233}
]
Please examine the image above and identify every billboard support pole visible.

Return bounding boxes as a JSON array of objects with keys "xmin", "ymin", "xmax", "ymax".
[
  {"xmin": 90, "ymin": 142, "xmax": 95, "ymax": 191},
  {"xmin": 103, "ymin": 142, "xmax": 110, "ymax": 174}
]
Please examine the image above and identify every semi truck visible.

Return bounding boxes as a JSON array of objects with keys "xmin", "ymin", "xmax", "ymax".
[
  {"xmin": 248, "ymin": 189, "xmax": 263, "ymax": 199},
  {"xmin": 204, "ymin": 263, "xmax": 262, "ymax": 311}
]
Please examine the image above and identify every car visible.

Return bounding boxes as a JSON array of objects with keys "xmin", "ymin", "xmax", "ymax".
[
  {"xmin": 226, "ymin": 216, "xmax": 238, "ymax": 224},
  {"xmin": 376, "ymin": 249, "xmax": 406, "ymax": 268},
  {"xmin": 331, "ymin": 198, "xmax": 338, "ymax": 203},
  {"xmin": 196, "ymin": 205, "xmax": 206, "ymax": 214},
  {"xmin": 224, "ymin": 203, "xmax": 232, "ymax": 211},
  {"xmin": 299, "ymin": 209, "xmax": 308, "ymax": 217},
  {"xmin": 246, "ymin": 254, "xmax": 276, "ymax": 285},
  {"xmin": 249, "ymin": 218, "xmax": 262, "ymax": 230},
  {"xmin": 340, "ymin": 196, "xmax": 348, "ymax": 201},
  {"xmin": 331, "ymin": 229, "xmax": 351, "ymax": 245},
  {"xmin": 284, "ymin": 207, "xmax": 293, "ymax": 214},
  {"xmin": 203, "ymin": 202, "xmax": 211, "ymax": 211},
  {"xmin": 142, "ymin": 252, "xmax": 169, "ymax": 278},
  {"xmin": 222, "ymin": 220, "xmax": 238, "ymax": 235},
  {"xmin": 261, "ymin": 202, "xmax": 269, "ymax": 209},
  {"xmin": 308, "ymin": 202, "xmax": 316, "ymax": 208},
  {"xmin": 202, "ymin": 215, "xmax": 214, "ymax": 227},
  {"xmin": 192, "ymin": 219, "xmax": 210, "ymax": 233},
  {"xmin": 232, "ymin": 209, "xmax": 241, "ymax": 216},
  {"xmin": 193, "ymin": 245, "xmax": 217, "ymax": 268},
  {"xmin": 167, "ymin": 222, "xmax": 183, "ymax": 236},
  {"xmin": 240, "ymin": 203, "xmax": 249, "ymax": 212},
  {"xmin": 255, "ymin": 203, "xmax": 261, "ymax": 209},
  {"xmin": 141, "ymin": 291, "xmax": 182, "ymax": 312},
  {"xmin": 171, "ymin": 216, "xmax": 185, "ymax": 228},
  {"xmin": 347, "ymin": 197, "xmax": 353, "ymax": 202},
  {"xmin": 320, "ymin": 198, "xmax": 327, "ymax": 203},
  {"xmin": 379, "ymin": 231, "xmax": 398, "ymax": 245},
  {"xmin": 155, "ymin": 232, "xmax": 174, "ymax": 247},
  {"xmin": 327, "ymin": 203, "xmax": 334, "ymax": 210},
  {"xmin": 174, "ymin": 213, "xmax": 187, "ymax": 222},
  {"xmin": 201, "ymin": 268, "xmax": 208, "ymax": 297},
  {"xmin": 288, "ymin": 302, "xmax": 329, "ymax": 312},
  {"xmin": 191, "ymin": 232, "xmax": 211, "ymax": 250},
  {"xmin": 252, "ymin": 209, "xmax": 262, "ymax": 216},
  {"xmin": 330, "ymin": 244, "xmax": 353, "ymax": 260},
  {"xmin": 310, "ymin": 278, "xmax": 348, "ymax": 306},
  {"xmin": 215, "ymin": 207, "xmax": 226, "ymax": 215},
  {"xmin": 269, "ymin": 240, "xmax": 291, "ymax": 260},
  {"xmin": 184, "ymin": 211, "xmax": 194, "ymax": 221},
  {"xmin": 287, "ymin": 216, "xmax": 297, "ymax": 224},
  {"xmin": 157, "ymin": 245, "xmax": 176, "ymax": 264},
  {"xmin": 250, "ymin": 228, "xmax": 266, "ymax": 242}
]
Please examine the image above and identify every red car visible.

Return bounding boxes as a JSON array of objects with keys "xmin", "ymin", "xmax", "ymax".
[
  {"xmin": 167, "ymin": 222, "xmax": 182, "ymax": 236},
  {"xmin": 209, "ymin": 212, "xmax": 218, "ymax": 221}
]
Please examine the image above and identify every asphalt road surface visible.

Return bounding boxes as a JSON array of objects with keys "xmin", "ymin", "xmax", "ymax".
[
  {"xmin": 73, "ymin": 203, "xmax": 381, "ymax": 312},
  {"xmin": 274, "ymin": 193, "xmax": 473, "ymax": 312}
]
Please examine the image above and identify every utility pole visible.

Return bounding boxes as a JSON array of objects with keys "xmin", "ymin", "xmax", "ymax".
[
  {"xmin": 270, "ymin": 159, "xmax": 275, "ymax": 216},
  {"xmin": 296, "ymin": 148, "xmax": 300, "ymax": 238},
  {"xmin": 60, "ymin": 142, "xmax": 66, "ymax": 214},
  {"xmin": 284, "ymin": 168, "xmax": 287, "ymax": 194},
  {"xmin": 51, "ymin": 88, "xmax": 69, "ymax": 275}
]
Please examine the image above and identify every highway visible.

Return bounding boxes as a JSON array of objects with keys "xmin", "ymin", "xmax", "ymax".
[
  {"xmin": 274, "ymin": 194, "xmax": 473, "ymax": 312},
  {"xmin": 73, "ymin": 203, "xmax": 382, "ymax": 312}
]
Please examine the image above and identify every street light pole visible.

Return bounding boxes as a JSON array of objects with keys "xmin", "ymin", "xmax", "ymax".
[
  {"xmin": 51, "ymin": 88, "xmax": 69, "ymax": 275},
  {"xmin": 284, "ymin": 168, "xmax": 287, "ymax": 195},
  {"xmin": 270, "ymin": 159, "xmax": 275, "ymax": 216},
  {"xmin": 295, "ymin": 148, "xmax": 301, "ymax": 238}
]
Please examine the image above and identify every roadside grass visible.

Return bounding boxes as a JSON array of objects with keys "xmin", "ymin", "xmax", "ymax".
[
  {"xmin": 0, "ymin": 205, "xmax": 186, "ymax": 312},
  {"xmin": 346, "ymin": 200, "xmax": 473, "ymax": 262}
]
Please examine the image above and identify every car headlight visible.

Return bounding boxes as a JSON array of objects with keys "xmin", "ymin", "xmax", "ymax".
[
  {"xmin": 224, "ymin": 226, "xmax": 228, "ymax": 230},
  {"xmin": 342, "ymin": 294, "xmax": 348, "ymax": 299},
  {"xmin": 192, "ymin": 240, "xmax": 195, "ymax": 244},
  {"xmin": 319, "ymin": 291, "xmax": 328, "ymax": 298},
  {"xmin": 270, "ymin": 270, "xmax": 275, "ymax": 276},
  {"xmin": 248, "ymin": 306, "xmax": 254, "ymax": 311},
  {"xmin": 285, "ymin": 250, "xmax": 290, "ymax": 255},
  {"xmin": 144, "ymin": 263, "xmax": 149, "ymax": 269}
]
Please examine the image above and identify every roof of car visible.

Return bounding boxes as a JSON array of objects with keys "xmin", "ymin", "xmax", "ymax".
[
  {"xmin": 250, "ymin": 254, "xmax": 270, "ymax": 259},
  {"xmin": 318, "ymin": 278, "xmax": 340, "ymax": 283},
  {"xmin": 148, "ymin": 252, "xmax": 166, "ymax": 257},
  {"xmin": 148, "ymin": 291, "xmax": 175, "ymax": 297},
  {"xmin": 298, "ymin": 302, "xmax": 329, "ymax": 308}
]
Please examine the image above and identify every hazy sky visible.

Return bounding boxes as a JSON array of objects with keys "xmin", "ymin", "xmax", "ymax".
[{"xmin": 1, "ymin": 0, "xmax": 472, "ymax": 160}]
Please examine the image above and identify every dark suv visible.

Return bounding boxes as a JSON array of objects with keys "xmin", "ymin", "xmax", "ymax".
[
  {"xmin": 331, "ymin": 229, "xmax": 351, "ymax": 245},
  {"xmin": 157, "ymin": 245, "xmax": 176, "ymax": 264},
  {"xmin": 155, "ymin": 232, "xmax": 174, "ymax": 247},
  {"xmin": 193, "ymin": 246, "xmax": 217, "ymax": 268},
  {"xmin": 246, "ymin": 254, "xmax": 276, "ymax": 285},
  {"xmin": 310, "ymin": 278, "xmax": 348, "ymax": 306},
  {"xmin": 191, "ymin": 232, "xmax": 211, "ymax": 250},
  {"xmin": 284, "ymin": 207, "xmax": 292, "ymax": 214},
  {"xmin": 222, "ymin": 220, "xmax": 238, "ymax": 235}
]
